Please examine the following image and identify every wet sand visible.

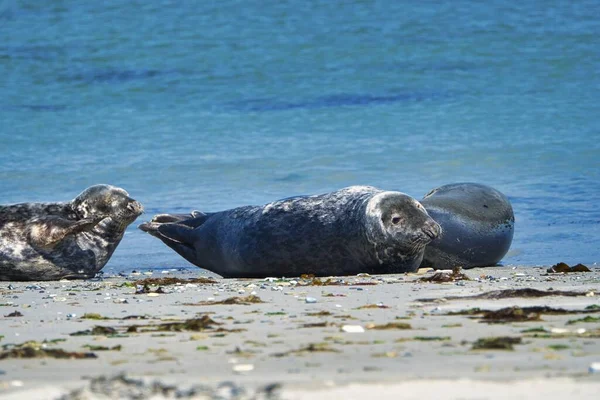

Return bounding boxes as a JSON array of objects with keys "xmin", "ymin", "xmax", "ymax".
[{"xmin": 1, "ymin": 266, "xmax": 599, "ymax": 399}]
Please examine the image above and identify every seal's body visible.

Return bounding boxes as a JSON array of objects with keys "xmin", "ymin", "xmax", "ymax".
[
  {"xmin": 140, "ymin": 186, "xmax": 440, "ymax": 278},
  {"xmin": 420, "ymin": 183, "xmax": 514, "ymax": 269},
  {"xmin": 0, "ymin": 185, "xmax": 143, "ymax": 281}
]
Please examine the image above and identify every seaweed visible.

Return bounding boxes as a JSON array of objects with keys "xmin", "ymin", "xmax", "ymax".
[
  {"xmin": 82, "ymin": 345, "xmax": 122, "ymax": 351},
  {"xmin": 366, "ymin": 322, "xmax": 412, "ymax": 330},
  {"xmin": 481, "ymin": 307, "xmax": 542, "ymax": 323},
  {"xmin": 132, "ymin": 277, "xmax": 216, "ymax": 286},
  {"xmin": 0, "ymin": 342, "xmax": 97, "ymax": 359},
  {"xmin": 297, "ymin": 274, "xmax": 378, "ymax": 286},
  {"xmin": 4, "ymin": 311, "xmax": 23, "ymax": 317},
  {"xmin": 447, "ymin": 306, "xmax": 600, "ymax": 324},
  {"xmin": 547, "ymin": 344, "xmax": 569, "ymax": 351},
  {"xmin": 566, "ymin": 316, "xmax": 600, "ymax": 325},
  {"xmin": 356, "ymin": 304, "xmax": 390, "ymax": 309},
  {"xmin": 472, "ymin": 337, "xmax": 522, "ymax": 350},
  {"xmin": 82, "ymin": 313, "xmax": 108, "ymax": 320},
  {"xmin": 305, "ymin": 311, "xmax": 332, "ymax": 317},
  {"xmin": 184, "ymin": 295, "xmax": 264, "ymax": 306},
  {"xmin": 413, "ymin": 336, "xmax": 451, "ymax": 341},
  {"xmin": 547, "ymin": 262, "xmax": 591, "ymax": 273},
  {"xmin": 70, "ymin": 326, "xmax": 118, "ymax": 336},
  {"xmin": 418, "ymin": 288, "xmax": 586, "ymax": 302},
  {"xmin": 301, "ymin": 321, "xmax": 337, "ymax": 328},
  {"xmin": 272, "ymin": 342, "xmax": 340, "ymax": 357},
  {"xmin": 126, "ymin": 315, "xmax": 220, "ymax": 333},
  {"xmin": 419, "ymin": 267, "xmax": 470, "ymax": 283}
]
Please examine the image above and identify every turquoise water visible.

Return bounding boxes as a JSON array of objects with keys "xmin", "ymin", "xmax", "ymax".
[{"xmin": 1, "ymin": 0, "xmax": 599, "ymax": 272}]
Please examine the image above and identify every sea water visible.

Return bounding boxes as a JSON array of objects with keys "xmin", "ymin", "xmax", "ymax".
[{"xmin": 1, "ymin": 0, "xmax": 599, "ymax": 272}]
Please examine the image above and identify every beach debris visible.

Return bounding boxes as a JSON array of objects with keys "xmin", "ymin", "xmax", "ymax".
[
  {"xmin": 547, "ymin": 344, "xmax": 569, "ymax": 351},
  {"xmin": 70, "ymin": 325, "xmax": 118, "ymax": 336},
  {"xmin": 589, "ymin": 362, "xmax": 600, "ymax": 373},
  {"xmin": 372, "ymin": 351, "xmax": 398, "ymax": 358},
  {"xmin": 341, "ymin": 325, "xmax": 365, "ymax": 333},
  {"xmin": 184, "ymin": 295, "xmax": 264, "ymax": 306},
  {"xmin": 232, "ymin": 363, "xmax": 254, "ymax": 373},
  {"xmin": 132, "ymin": 277, "xmax": 217, "ymax": 286},
  {"xmin": 547, "ymin": 262, "xmax": 591, "ymax": 273},
  {"xmin": 82, "ymin": 344, "xmax": 122, "ymax": 351},
  {"xmin": 301, "ymin": 321, "xmax": 337, "ymax": 328},
  {"xmin": 566, "ymin": 316, "xmax": 600, "ymax": 325},
  {"xmin": 419, "ymin": 267, "xmax": 470, "ymax": 283},
  {"xmin": 296, "ymin": 274, "xmax": 378, "ymax": 286},
  {"xmin": 272, "ymin": 342, "xmax": 340, "ymax": 357},
  {"xmin": 127, "ymin": 315, "xmax": 220, "ymax": 333},
  {"xmin": 4, "ymin": 311, "xmax": 23, "ymax": 317},
  {"xmin": 135, "ymin": 284, "xmax": 166, "ymax": 295},
  {"xmin": 412, "ymin": 336, "xmax": 451, "ymax": 341},
  {"xmin": 481, "ymin": 307, "xmax": 542, "ymax": 323},
  {"xmin": 81, "ymin": 313, "xmax": 108, "ymax": 320},
  {"xmin": 305, "ymin": 310, "xmax": 332, "ymax": 317},
  {"xmin": 366, "ymin": 322, "xmax": 412, "ymax": 330},
  {"xmin": 305, "ymin": 297, "xmax": 317, "ymax": 304},
  {"xmin": 447, "ymin": 305, "xmax": 600, "ymax": 324},
  {"xmin": 0, "ymin": 341, "xmax": 97, "ymax": 360},
  {"xmin": 418, "ymin": 288, "xmax": 586, "ymax": 302},
  {"xmin": 58, "ymin": 373, "xmax": 254, "ymax": 399},
  {"xmin": 356, "ymin": 303, "xmax": 390, "ymax": 309},
  {"xmin": 472, "ymin": 336, "xmax": 522, "ymax": 351}
]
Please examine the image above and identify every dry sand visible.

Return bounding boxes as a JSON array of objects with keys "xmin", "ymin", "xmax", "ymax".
[{"xmin": 1, "ymin": 265, "xmax": 599, "ymax": 399}]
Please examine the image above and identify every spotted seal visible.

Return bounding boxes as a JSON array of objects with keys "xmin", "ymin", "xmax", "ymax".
[
  {"xmin": 0, "ymin": 185, "xmax": 143, "ymax": 281},
  {"xmin": 420, "ymin": 182, "xmax": 514, "ymax": 269},
  {"xmin": 139, "ymin": 186, "xmax": 440, "ymax": 278}
]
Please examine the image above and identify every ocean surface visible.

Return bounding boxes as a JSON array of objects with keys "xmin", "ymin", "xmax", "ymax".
[{"xmin": 1, "ymin": 0, "xmax": 599, "ymax": 273}]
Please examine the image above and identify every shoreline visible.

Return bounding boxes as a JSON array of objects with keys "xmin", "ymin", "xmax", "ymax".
[{"xmin": 1, "ymin": 266, "xmax": 599, "ymax": 399}]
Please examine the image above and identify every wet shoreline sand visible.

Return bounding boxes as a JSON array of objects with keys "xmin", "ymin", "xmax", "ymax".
[{"xmin": 1, "ymin": 266, "xmax": 599, "ymax": 399}]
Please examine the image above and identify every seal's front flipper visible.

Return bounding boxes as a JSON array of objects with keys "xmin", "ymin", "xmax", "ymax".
[
  {"xmin": 139, "ymin": 222, "xmax": 197, "ymax": 266},
  {"xmin": 151, "ymin": 211, "xmax": 211, "ymax": 228},
  {"xmin": 156, "ymin": 223, "xmax": 194, "ymax": 244},
  {"xmin": 29, "ymin": 216, "xmax": 105, "ymax": 249}
]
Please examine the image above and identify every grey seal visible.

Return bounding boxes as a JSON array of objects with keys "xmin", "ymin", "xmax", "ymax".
[
  {"xmin": 420, "ymin": 183, "xmax": 514, "ymax": 269},
  {"xmin": 139, "ymin": 186, "xmax": 441, "ymax": 278},
  {"xmin": 0, "ymin": 185, "xmax": 143, "ymax": 281}
]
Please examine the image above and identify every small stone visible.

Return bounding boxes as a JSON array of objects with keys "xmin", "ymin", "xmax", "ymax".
[
  {"xmin": 342, "ymin": 325, "xmax": 365, "ymax": 333},
  {"xmin": 305, "ymin": 297, "xmax": 317, "ymax": 304},
  {"xmin": 589, "ymin": 362, "xmax": 600, "ymax": 373},
  {"xmin": 232, "ymin": 364, "xmax": 254, "ymax": 373}
]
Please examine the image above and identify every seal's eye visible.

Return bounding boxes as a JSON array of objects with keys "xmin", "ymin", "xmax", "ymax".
[{"xmin": 391, "ymin": 216, "xmax": 402, "ymax": 225}]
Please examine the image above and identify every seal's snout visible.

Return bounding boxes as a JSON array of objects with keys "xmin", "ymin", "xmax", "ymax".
[
  {"xmin": 422, "ymin": 220, "xmax": 442, "ymax": 241},
  {"xmin": 127, "ymin": 200, "xmax": 144, "ymax": 216}
]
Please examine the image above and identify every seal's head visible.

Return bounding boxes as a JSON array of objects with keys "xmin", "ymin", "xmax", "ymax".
[
  {"xmin": 72, "ymin": 185, "xmax": 143, "ymax": 225},
  {"xmin": 366, "ymin": 192, "xmax": 441, "ymax": 265}
]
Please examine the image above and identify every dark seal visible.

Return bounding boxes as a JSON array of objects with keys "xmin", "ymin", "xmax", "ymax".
[
  {"xmin": 420, "ymin": 183, "xmax": 514, "ymax": 269},
  {"xmin": 139, "ymin": 186, "xmax": 440, "ymax": 278},
  {"xmin": 0, "ymin": 185, "xmax": 143, "ymax": 281}
]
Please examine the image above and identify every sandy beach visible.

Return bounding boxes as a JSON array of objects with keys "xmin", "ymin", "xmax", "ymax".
[{"xmin": 1, "ymin": 265, "xmax": 599, "ymax": 399}]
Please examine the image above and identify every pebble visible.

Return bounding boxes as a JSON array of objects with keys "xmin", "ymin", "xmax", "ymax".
[
  {"xmin": 305, "ymin": 297, "xmax": 317, "ymax": 304},
  {"xmin": 589, "ymin": 362, "xmax": 600, "ymax": 373},
  {"xmin": 342, "ymin": 325, "xmax": 365, "ymax": 333},
  {"xmin": 232, "ymin": 364, "xmax": 254, "ymax": 373}
]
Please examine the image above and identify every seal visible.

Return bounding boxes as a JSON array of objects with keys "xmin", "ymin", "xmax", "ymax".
[
  {"xmin": 0, "ymin": 185, "xmax": 143, "ymax": 281},
  {"xmin": 420, "ymin": 183, "xmax": 514, "ymax": 269},
  {"xmin": 139, "ymin": 186, "xmax": 441, "ymax": 278}
]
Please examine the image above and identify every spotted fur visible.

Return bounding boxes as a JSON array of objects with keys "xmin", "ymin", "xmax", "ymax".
[
  {"xmin": 140, "ymin": 186, "xmax": 440, "ymax": 278},
  {"xmin": 0, "ymin": 185, "xmax": 143, "ymax": 281}
]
